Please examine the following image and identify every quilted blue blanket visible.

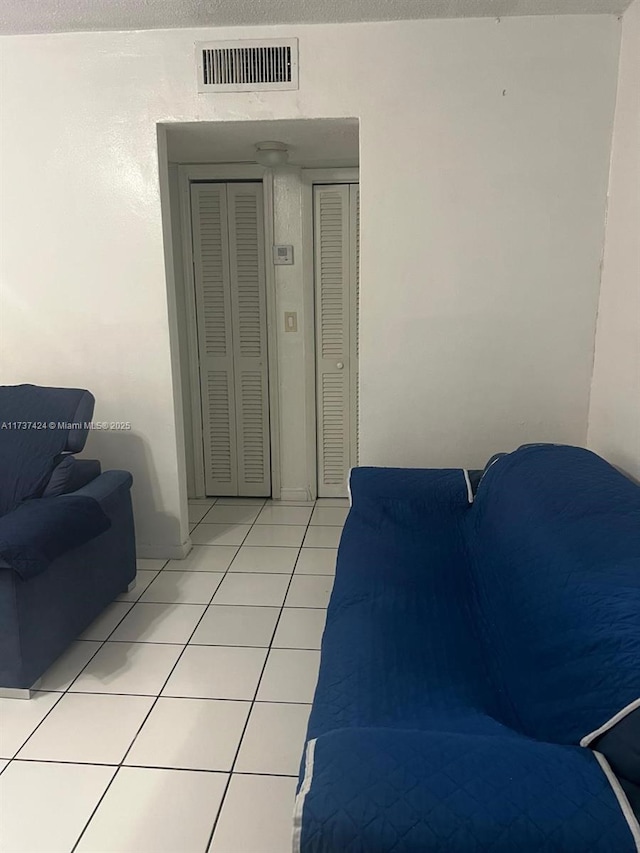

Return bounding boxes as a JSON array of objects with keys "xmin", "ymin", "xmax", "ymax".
[{"xmin": 295, "ymin": 445, "xmax": 640, "ymax": 852}]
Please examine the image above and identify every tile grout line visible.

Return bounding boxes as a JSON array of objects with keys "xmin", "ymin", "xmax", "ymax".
[
  {"xmin": 5, "ymin": 565, "xmax": 169, "ymax": 769},
  {"xmin": 99, "ymin": 604, "xmax": 329, "ymax": 614},
  {"xmin": 202, "ymin": 503, "xmax": 317, "ymax": 852},
  {"xmin": 8, "ymin": 693, "xmax": 315, "ymax": 705},
  {"xmin": 7, "ymin": 597, "xmax": 137, "ymax": 762},
  {"xmin": 59, "ymin": 559, "xmax": 171, "ymax": 853},
  {"xmin": 8, "ymin": 755, "xmax": 304, "ymax": 778},
  {"xmin": 5, "ymin": 497, "xmax": 335, "ymax": 851},
  {"xmin": 70, "ymin": 498, "xmax": 272, "ymax": 853}
]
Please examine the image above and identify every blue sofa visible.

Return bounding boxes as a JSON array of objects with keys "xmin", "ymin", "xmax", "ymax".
[
  {"xmin": 0, "ymin": 384, "xmax": 136, "ymax": 697},
  {"xmin": 294, "ymin": 445, "xmax": 640, "ymax": 852}
]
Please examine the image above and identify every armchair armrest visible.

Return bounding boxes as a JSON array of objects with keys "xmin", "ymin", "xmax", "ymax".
[
  {"xmin": 71, "ymin": 469, "xmax": 133, "ymax": 516},
  {"xmin": 348, "ymin": 468, "xmax": 471, "ymax": 527},
  {"xmin": 0, "ymin": 493, "xmax": 111, "ymax": 579},
  {"xmin": 295, "ymin": 727, "xmax": 639, "ymax": 853}
]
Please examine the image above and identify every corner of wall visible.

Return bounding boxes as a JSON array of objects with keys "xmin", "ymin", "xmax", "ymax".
[
  {"xmin": 586, "ymin": 0, "xmax": 640, "ymax": 478},
  {"xmin": 156, "ymin": 125, "xmax": 190, "ymax": 544},
  {"xmin": 586, "ymin": 14, "xmax": 625, "ymax": 448}
]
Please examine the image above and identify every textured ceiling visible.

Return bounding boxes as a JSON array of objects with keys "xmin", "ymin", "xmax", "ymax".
[
  {"xmin": 165, "ymin": 118, "xmax": 360, "ymax": 167},
  {"xmin": 0, "ymin": 0, "xmax": 632, "ymax": 36}
]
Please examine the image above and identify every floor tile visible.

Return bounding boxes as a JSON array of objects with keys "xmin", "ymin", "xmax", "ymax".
[
  {"xmin": 191, "ymin": 605, "xmax": 280, "ymax": 647},
  {"xmin": 125, "ymin": 697, "xmax": 250, "ymax": 771},
  {"xmin": 0, "ymin": 498, "xmax": 355, "ymax": 851},
  {"xmin": 244, "ymin": 524, "xmax": 306, "ymax": 548},
  {"xmin": 188, "ymin": 503, "xmax": 211, "ymax": 524},
  {"xmin": 141, "ymin": 571, "xmax": 224, "ymax": 604},
  {"xmin": 212, "ymin": 573, "xmax": 290, "ymax": 607},
  {"xmin": 209, "ymin": 774, "xmax": 297, "ymax": 853},
  {"xmin": 273, "ymin": 608, "xmax": 327, "ymax": 650},
  {"xmin": 285, "ymin": 575, "xmax": 334, "ymax": 608},
  {"xmin": 303, "ymin": 525, "xmax": 343, "ymax": 549},
  {"xmin": 189, "ymin": 522, "xmax": 197, "ymax": 533},
  {"xmin": 295, "ymin": 548, "xmax": 338, "ymax": 575},
  {"xmin": 188, "ymin": 498, "xmax": 217, "ymax": 506},
  {"xmin": 118, "ymin": 569, "xmax": 160, "ymax": 602},
  {"xmin": 256, "ymin": 505, "xmax": 313, "ymax": 526},
  {"xmin": 69, "ymin": 642, "xmax": 183, "ymax": 695},
  {"xmin": 76, "ymin": 766, "xmax": 227, "ymax": 853},
  {"xmin": 36, "ymin": 641, "xmax": 102, "ymax": 692},
  {"xmin": 137, "ymin": 558, "xmax": 168, "ymax": 571},
  {"xmin": 163, "ymin": 646, "xmax": 267, "ymax": 700},
  {"xmin": 79, "ymin": 601, "xmax": 133, "ymax": 640},
  {"xmin": 229, "ymin": 545, "xmax": 299, "ymax": 574},
  {"xmin": 202, "ymin": 504, "xmax": 261, "ymax": 525},
  {"xmin": 235, "ymin": 702, "xmax": 311, "ymax": 775},
  {"xmin": 310, "ymin": 506, "xmax": 350, "ymax": 526},
  {"xmin": 257, "ymin": 648, "xmax": 321, "ymax": 703},
  {"xmin": 109, "ymin": 602, "xmax": 206, "ymax": 644},
  {"xmin": 17, "ymin": 693, "xmax": 154, "ymax": 764},
  {"xmin": 0, "ymin": 691, "xmax": 62, "ymax": 758},
  {"xmin": 0, "ymin": 760, "xmax": 115, "ymax": 853},
  {"xmin": 165, "ymin": 544, "xmax": 238, "ymax": 573},
  {"xmin": 215, "ymin": 496, "xmax": 266, "ymax": 506},
  {"xmin": 191, "ymin": 523, "xmax": 251, "ymax": 546}
]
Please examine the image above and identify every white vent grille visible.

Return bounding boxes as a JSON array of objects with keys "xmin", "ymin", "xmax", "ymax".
[{"xmin": 196, "ymin": 39, "xmax": 298, "ymax": 92}]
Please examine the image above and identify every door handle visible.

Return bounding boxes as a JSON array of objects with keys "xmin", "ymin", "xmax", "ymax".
[{"xmin": 336, "ymin": 362, "xmax": 344, "ymax": 370}]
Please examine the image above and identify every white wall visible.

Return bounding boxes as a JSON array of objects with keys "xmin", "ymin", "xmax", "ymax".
[
  {"xmin": 167, "ymin": 163, "xmax": 196, "ymax": 499},
  {"xmin": 0, "ymin": 16, "xmax": 621, "ymax": 553},
  {"xmin": 271, "ymin": 168, "xmax": 313, "ymax": 500},
  {"xmin": 587, "ymin": 0, "xmax": 640, "ymax": 480}
]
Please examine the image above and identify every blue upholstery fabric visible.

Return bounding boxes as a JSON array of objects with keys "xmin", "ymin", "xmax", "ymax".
[
  {"xmin": 42, "ymin": 457, "xmax": 102, "ymax": 497},
  {"xmin": 300, "ymin": 730, "xmax": 633, "ymax": 853},
  {"xmin": 0, "ymin": 495, "xmax": 110, "ymax": 579},
  {"xmin": 298, "ymin": 447, "xmax": 640, "ymax": 852},
  {"xmin": 0, "ymin": 470, "xmax": 135, "ymax": 690},
  {"xmin": 0, "ymin": 385, "xmax": 95, "ymax": 515},
  {"xmin": 595, "ymin": 709, "xmax": 640, "ymax": 785},
  {"xmin": 467, "ymin": 445, "xmax": 640, "ymax": 745}
]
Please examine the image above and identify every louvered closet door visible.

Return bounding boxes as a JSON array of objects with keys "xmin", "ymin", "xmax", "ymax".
[
  {"xmin": 191, "ymin": 182, "xmax": 270, "ymax": 497},
  {"xmin": 314, "ymin": 184, "xmax": 359, "ymax": 498},
  {"xmin": 226, "ymin": 183, "xmax": 271, "ymax": 496},
  {"xmin": 191, "ymin": 183, "xmax": 238, "ymax": 495}
]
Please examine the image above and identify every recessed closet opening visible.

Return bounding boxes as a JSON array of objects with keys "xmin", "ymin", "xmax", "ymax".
[{"xmin": 159, "ymin": 118, "xmax": 360, "ymax": 503}]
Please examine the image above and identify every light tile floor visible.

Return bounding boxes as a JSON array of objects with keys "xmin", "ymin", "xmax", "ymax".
[{"xmin": 0, "ymin": 496, "xmax": 347, "ymax": 853}]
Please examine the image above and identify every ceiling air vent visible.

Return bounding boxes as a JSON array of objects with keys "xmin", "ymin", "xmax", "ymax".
[{"xmin": 196, "ymin": 39, "xmax": 298, "ymax": 93}]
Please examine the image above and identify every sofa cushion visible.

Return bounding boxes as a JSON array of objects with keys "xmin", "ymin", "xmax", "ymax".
[
  {"xmin": 297, "ymin": 728, "xmax": 638, "ymax": 853},
  {"xmin": 307, "ymin": 467, "xmax": 508, "ymax": 742},
  {"xmin": 0, "ymin": 385, "xmax": 95, "ymax": 515},
  {"xmin": 467, "ymin": 444, "xmax": 640, "ymax": 745},
  {"xmin": 593, "ymin": 707, "xmax": 640, "ymax": 785}
]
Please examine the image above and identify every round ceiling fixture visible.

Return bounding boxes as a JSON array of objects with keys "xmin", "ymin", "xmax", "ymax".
[{"xmin": 254, "ymin": 141, "xmax": 289, "ymax": 167}]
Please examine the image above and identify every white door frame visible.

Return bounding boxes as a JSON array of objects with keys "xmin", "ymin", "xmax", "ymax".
[
  {"xmin": 178, "ymin": 164, "xmax": 281, "ymax": 499},
  {"xmin": 300, "ymin": 168, "xmax": 359, "ymax": 499}
]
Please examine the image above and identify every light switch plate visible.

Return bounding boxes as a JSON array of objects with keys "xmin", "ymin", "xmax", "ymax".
[
  {"xmin": 284, "ymin": 312, "xmax": 298, "ymax": 332},
  {"xmin": 273, "ymin": 244, "xmax": 294, "ymax": 265}
]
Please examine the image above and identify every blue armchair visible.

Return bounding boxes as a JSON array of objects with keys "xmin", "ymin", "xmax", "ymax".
[{"xmin": 0, "ymin": 384, "xmax": 136, "ymax": 697}]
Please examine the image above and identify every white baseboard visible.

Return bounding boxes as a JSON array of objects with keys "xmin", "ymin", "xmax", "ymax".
[
  {"xmin": 280, "ymin": 487, "xmax": 313, "ymax": 502},
  {"xmin": 136, "ymin": 539, "xmax": 192, "ymax": 560}
]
